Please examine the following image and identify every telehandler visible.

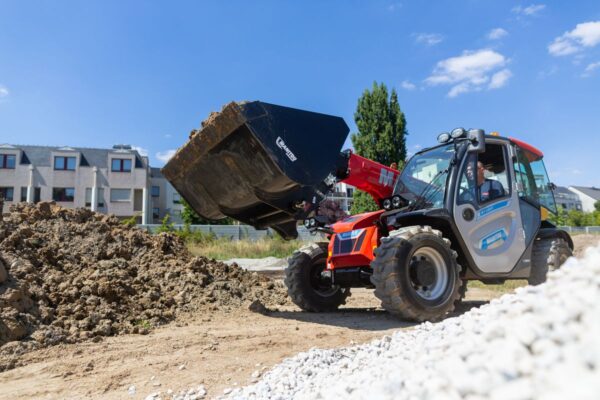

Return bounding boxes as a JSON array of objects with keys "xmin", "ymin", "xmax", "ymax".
[{"xmin": 163, "ymin": 101, "xmax": 572, "ymax": 321}]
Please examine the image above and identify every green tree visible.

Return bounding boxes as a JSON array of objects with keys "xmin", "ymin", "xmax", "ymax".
[
  {"xmin": 350, "ymin": 82, "xmax": 408, "ymax": 214},
  {"xmin": 548, "ymin": 207, "xmax": 567, "ymax": 226},
  {"xmin": 181, "ymin": 198, "xmax": 234, "ymax": 225},
  {"xmin": 594, "ymin": 200, "xmax": 600, "ymax": 212}
]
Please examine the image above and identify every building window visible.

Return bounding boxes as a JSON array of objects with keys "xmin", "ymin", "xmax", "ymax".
[
  {"xmin": 0, "ymin": 187, "xmax": 14, "ymax": 201},
  {"xmin": 346, "ymin": 188, "xmax": 354, "ymax": 197},
  {"xmin": 0, "ymin": 154, "xmax": 16, "ymax": 169},
  {"xmin": 151, "ymin": 186, "xmax": 160, "ymax": 197},
  {"xmin": 53, "ymin": 187, "xmax": 75, "ymax": 202},
  {"xmin": 20, "ymin": 187, "xmax": 42, "ymax": 203},
  {"xmin": 54, "ymin": 156, "xmax": 76, "ymax": 171},
  {"xmin": 85, "ymin": 188, "xmax": 105, "ymax": 208},
  {"xmin": 111, "ymin": 159, "xmax": 132, "ymax": 172},
  {"xmin": 110, "ymin": 188, "xmax": 131, "ymax": 202},
  {"xmin": 173, "ymin": 193, "xmax": 181, "ymax": 204},
  {"xmin": 152, "ymin": 207, "xmax": 160, "ymax": 219}
]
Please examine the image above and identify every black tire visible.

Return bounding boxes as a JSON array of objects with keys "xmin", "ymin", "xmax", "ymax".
[
  {"xmin": 284, "ymin": 243, "xmax": 350, "ymax": 312},
  {"xmin": 528, "ymin": 237, "xmax": 572, "ymax": 285},
  {"xmin": 371, "ymin": 226, "xmax": 464, "ymax": 322}
]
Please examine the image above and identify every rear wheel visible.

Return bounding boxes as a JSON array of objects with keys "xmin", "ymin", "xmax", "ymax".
[
  {"xmin": 284, "ymin": 243, "xmax": 350, "ymax": 312},
  {"xmin": 371, "ymin": 226, "xmax": 464, "ymax": 322},
  {"xmin": 528, "ymin": 237, "xmax": 572, "ymax": 285}
]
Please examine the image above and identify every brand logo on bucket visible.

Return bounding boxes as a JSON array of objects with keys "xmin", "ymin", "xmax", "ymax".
[
  {"xmin": 379, "ymin": 168, "xmax": 395, "ymax": 187},
  {"xmin": 276, "ymin": 137, "xmax": 297, "ymax": 162}
]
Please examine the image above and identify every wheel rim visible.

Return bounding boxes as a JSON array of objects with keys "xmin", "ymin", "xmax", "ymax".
[
  {"xmin": 409, "ymin": 246, "xmax": 449, "ymax": 301},
  {"xmin": 309, "ymin": 259, "xmax": 339, "ymax": 297}
]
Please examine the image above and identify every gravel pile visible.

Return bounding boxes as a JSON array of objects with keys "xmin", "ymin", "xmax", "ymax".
[
  {"xmin": 226, "ymin": 244, "xmax": 600, "ymax": 400},
  {"xmin": 0, "ymin": 202, "xmax": 287, "ymax": 371}
]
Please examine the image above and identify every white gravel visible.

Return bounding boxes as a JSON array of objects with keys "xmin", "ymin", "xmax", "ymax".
[
  {"xmin": 224, "ymin": 244, "xmax": 600, "ymax": 400},
  {"xmin": 222, "ymin": 257, "xmax": 287, "ymax": 272}
]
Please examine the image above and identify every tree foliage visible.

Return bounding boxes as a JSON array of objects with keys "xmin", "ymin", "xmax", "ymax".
[
  {"xmin": 350, "ymin": 82, "xmax": 408, "ymax": 214},
  {"xmin": 181, "ymin": 198, "xmax": 234, "ymax": 225},
  {"xmin": 548, "ymin": 207, "xmax": 600, "ymax": 227},
  {"xmin": 595, "ymin": 200, "xmax": 600, "ymax": 212}
]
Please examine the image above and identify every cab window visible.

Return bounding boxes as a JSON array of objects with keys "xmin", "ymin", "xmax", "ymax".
[
  {"xmin": 513, "ymin": 146, "xmax": 557, "ymax": 213},
  {"xmin": 457, "ymin": 144, "xmax": 510, "ymax": 206}
]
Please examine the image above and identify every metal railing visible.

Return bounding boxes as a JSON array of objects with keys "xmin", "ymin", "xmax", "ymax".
[
  {"xmin": 557, "ymin": 226, "xmax": 600, "ymax": 234},
  {"xmin": 138, "ymin": 224, "xmax": 324, "ymax": 242},
  {"xmin": 137, "ymin": 224, "xmax": 600, "ymax": 241}
]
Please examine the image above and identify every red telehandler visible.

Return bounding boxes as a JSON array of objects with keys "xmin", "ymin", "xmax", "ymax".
[{"xmin": 163, "ymin": 101, "xmax": 572, "ymax": 321}]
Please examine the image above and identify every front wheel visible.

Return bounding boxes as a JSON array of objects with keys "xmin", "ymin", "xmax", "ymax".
[
  {"xmin": 284, "ymin": 243, "xmax": 350, "ymax": 312},
  {"xmin": 371, "ymin": 226, "xmax": 464, "ymax": 322}
]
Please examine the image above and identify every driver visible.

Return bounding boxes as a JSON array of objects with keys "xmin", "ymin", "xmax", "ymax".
[{"xmin": 469, "ymin": 161, "xmax": 505, "ymax": 202}]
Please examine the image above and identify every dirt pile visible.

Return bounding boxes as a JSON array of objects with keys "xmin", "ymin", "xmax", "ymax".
[{"xmin": 0, "ymin": 202, "xmax": 288, "ymax": 371}]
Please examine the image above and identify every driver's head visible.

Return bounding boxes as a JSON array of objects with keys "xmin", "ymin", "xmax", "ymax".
[{"xmin": 477, "ymin": 161, "xmax": 485, "ymax": 185}]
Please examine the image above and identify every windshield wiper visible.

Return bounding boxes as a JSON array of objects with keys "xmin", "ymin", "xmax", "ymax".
[{"xmin": 408, "ymin": 167, "xmax": 450, "ymax": 211}]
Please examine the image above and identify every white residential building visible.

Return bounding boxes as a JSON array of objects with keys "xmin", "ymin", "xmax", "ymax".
[{"xmin": 0, "ymin": 144, "xmax": 183, "ymax": 224}]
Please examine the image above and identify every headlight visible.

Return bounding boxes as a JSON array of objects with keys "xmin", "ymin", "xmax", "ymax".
[
  {"xmin": 304, "ymin": 219, "xmax": 311, "ymax": 228},
  {"xmin": 451, "ymin": 127, "xmax": 466, "ymax": 138},
  {"xmin": 392, "ymin": 195, "xmax": 402, "ymax": 208},
  {"xmin": 383, "ymin": 198, "xmax": 392, "ymax": 210},
  {"xmin": 309, "ymin": 218, "xmax": 316, "ymax": 227},
  {"xmin": 437, "ymin": 132, "xmax": 450, "ymax": 143}
]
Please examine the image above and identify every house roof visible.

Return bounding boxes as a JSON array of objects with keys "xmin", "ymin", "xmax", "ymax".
[
  {"xmin": 150, "ymin": 167, "xmax": 164, "ymax": 178},
  {"xmin": 570, "ymin": 186, "xmax": 600, "ymax": 201},
  {"xmin": 6, "ymin": 145, "xmax": 146, "ymax": 169},
  {"xmin": 554, "ymin": 186, "xmax": 576, "ymax": 196}
]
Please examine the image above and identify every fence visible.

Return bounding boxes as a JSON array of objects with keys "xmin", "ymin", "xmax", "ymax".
[
  {"xmin": 138, "ymin": 224, "xmax": 600, "ymax": 241},
  {"xmin": 138, "ymin": 224, "xmax": 324, "ymax": 242},
  {"xmin": 557, "ymin": 226, "xmax": 600, "ymax": 234}
]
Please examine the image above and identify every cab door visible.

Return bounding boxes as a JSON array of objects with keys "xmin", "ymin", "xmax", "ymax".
[{"xmin": 453, "ymin": 142, "xmax": 527, "ymax": 274}]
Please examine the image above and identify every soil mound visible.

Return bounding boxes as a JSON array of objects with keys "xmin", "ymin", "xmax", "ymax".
[{"xmin": 0, "ymin": 202, "xmax": 288, "ymax": 371}]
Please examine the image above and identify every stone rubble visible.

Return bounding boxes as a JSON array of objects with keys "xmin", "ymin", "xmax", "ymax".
[{"xmin": 221, "ymin": 244, "xmax": 600, "ymax": 400}]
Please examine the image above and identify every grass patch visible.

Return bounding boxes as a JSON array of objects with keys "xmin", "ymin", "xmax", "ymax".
[
  {"xmin": 467, "ymin": 279, "xmax": 528, "ymax": 293},
  {"xmin": 188, "ymin": 237, "xmax": 306, "ymax": 260}
]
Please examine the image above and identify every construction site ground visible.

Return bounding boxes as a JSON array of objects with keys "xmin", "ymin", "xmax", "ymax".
[{"xmin": 2, "ymin": 234, "xmax": 598, "ymax": 400}]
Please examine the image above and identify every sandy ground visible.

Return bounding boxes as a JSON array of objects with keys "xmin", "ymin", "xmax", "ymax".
[{"xmin": 1, "ymin": 235, "xmax": 598, "ymax": 400}]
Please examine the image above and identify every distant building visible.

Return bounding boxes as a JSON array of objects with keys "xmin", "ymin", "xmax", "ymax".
[
  {"xmin": 568, "ymin": 186, "xmax": 600, "ymax": 213},
  {"xmin": 150, "ymin": 167, "xmax": 183, "ymax": 223},
  {"xmin": 553, "ymin": 186, "xmax": 583, "ymax": 212},
  {"xmin": 327, "ymin": 182, "xmax": 355, "ymax": 213},
  {"xmin": 0, "ymin": 144, "xmax": 182, "ymax": 223}
]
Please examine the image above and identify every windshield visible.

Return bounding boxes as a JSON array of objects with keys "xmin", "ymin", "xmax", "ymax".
[{"xmin": 394, "ymin": 144, "xmax": 455, "ymax": 210}]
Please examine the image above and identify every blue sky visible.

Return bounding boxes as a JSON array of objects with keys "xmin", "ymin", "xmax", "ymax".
[{"xmin": 1, "ymin": 1, "xmax": 599, "ymax": 186}]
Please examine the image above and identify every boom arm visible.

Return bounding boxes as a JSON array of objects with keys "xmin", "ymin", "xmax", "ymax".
[{"xmin": 338, "ymin": 152, "xmax": 400, "ymax": 206}]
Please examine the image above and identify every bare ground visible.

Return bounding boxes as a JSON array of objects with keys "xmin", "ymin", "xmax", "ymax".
[{"xmin": 1, "ymin": 235, "xmax": 597, "ymax": 400}]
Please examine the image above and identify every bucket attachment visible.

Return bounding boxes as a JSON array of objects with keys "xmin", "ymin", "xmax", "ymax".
[{"xmin": 161, "ymin": 101, "xmax": 349, "ymax": 239}]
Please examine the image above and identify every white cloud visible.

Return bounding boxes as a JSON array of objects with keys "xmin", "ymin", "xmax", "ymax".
[
  {"xmin": 537, "ymin": 65, "xmax": 558, "ymax": 79},
  {"xmin": 582, "ymin": 61, "xmax": 600, "ymax": 77},
  {"xmin": 164, "ymin": 133, "xmax": 172, "ymax": 139},
  {"xmin": 512, "ymin": 4, "xmax": 546, "ymax": 16},
  {"xmin": 0, "ymin": 86, "xmax": 9, "ymax": 98},
  {"xmin": 132, "ymin": 146, "xmax": 149, "ymax": 157},
  {"xmin": 548, "ymin": 21, "xmax": 600, "ymax": 56},
  {"xmin": 489, "ymin": 69, "xmax": 513, "ymax": 89},
  {"xmin": 425, "ymin": 49, "xmax": 511, "ymax": 97},
  {"xmin": 156, "ymin": 149, "xmax": 176, "ymax": 163},
  {"xmin": 414, "ymin": 33, "xmax": 444, "ymax": 46},
  {"xmin": 388, "ymin": 2, "xmax": 402, "ymax": 12},
  {"xmin": 400, "ymin": 80, "xmax": 416, "ymax": 90},
  {"xmin": 488, "ymin": 28, "xmax": 508, "ymax": 40}
]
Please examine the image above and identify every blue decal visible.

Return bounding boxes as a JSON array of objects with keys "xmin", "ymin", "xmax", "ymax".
[
  {"xmin": 338, "ymin": 229, "xmax": 365, "ymax": 240},
  {"xmin": 478, "ymin": 199, "xmax": 510, "ymax": 220},
  {"xmin": 480, "ymin": 229, "xmax": 508, "ymax": 250}
]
